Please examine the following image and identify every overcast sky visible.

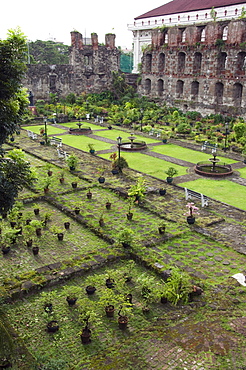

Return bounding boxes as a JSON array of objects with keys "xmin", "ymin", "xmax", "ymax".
[{"xmin": 1, "ymin": 0, "xmax": 167, "ymax": 49}]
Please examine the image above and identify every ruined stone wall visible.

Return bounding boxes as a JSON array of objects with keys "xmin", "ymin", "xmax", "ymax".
[
  {"xmin": 140, "ymin": 19, "xmax": 246, "ymax": 117},
  {"xmin": 23, "ymin": 32, "xmax": 120, "ymax": 101}
]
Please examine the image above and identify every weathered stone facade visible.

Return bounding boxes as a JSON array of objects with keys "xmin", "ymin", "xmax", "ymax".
[
  {"xmin": 24, "ymin": 32, "xmax": 120, "ymax": 101},
  {"xmin": 139, "ymin": 19, "xmax": 246, "ymax": 117}
]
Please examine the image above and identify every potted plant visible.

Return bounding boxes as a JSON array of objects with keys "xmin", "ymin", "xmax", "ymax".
[
  {"xmin": 184, "ymin": 202, "xmax": 199, "ymax": 224},
  {"xmin": 123, "ymin": 259, "xmax": 136, "ymax": 283},
  {"xmin": 47, "ymin": 320, "xmax": 59, "ymax": 333},
  {"xmin": 42, "ymin": 211, "xmax": 52, "ymax": 227},
  {"xmin": 71, "ymin": 181, "xmax": 78, "ymax": 189},
  {"xmin": 23, "ymin": 224, "xmax": 36, "ymax": 247},
  {"xmin": 58, "ymin": 170, "xmax": 65, "ymax": 184},
  {"xmin": 33, "ymin": 203, "xmax": 40, "ymax": 216},
  {"xmin": 50, "ymin": 225, "xmax": 64, "ymax": 241},
  {"xmin": 78, "ymin": 306, "xmax": 102, "ymax": 344},
  {"xmin": 165, "ymin": 167, "xmax": 178, "ymax": 183},
  {"xmin": 87, "ymin": 143, "xmax": 95, "ymax": 155},
  {"xmin": 128, "ymin": 175, "xmax": 146, "ymax": 203},
  {"xmin": 30, "ymin": 219, "xmax": 42, "ymax": 237},
  {"xmin": 158, "ymin": 222, "xmax": 166, "ymax": 235},
  {"xmin": 136, "ymin": 273, "xmax": 161, "ymax": 313},
  {"xmin": 117, "ymin": 304, "xmax": 133, "ymax": 330},
  {"xmin": 126, "ymin": 197, "xmax": 134, "ymax": 220},
  {"xmin": 86, "ymin": 188, "xmax": 92, "ymax": 199},
  {"xmin": 161, "ymin": 132, "xmax": 168, "ymax": 143},
  {"xmin": 43, "ymin": 177, "xmax": 52, "ymax": 193},
  {"xmin": 1, "ymin": 226, "xmax": 20, "ymax": 254},
  {"xmin": 98, "ymin": 288, "xmax": 118, "ymax": 317},
  {"xmin": 74, "ymin": 207, "xmax": 80, "ymax": 215},
  {"xmin": 97, "ymin": 167, "xmax": 106, "ymax": 183},
  {"xmin": 109, "ymin": 152, "xmax": 119, "ymax": 174},
  {"xmin": 66, "ymin": 153, "xmax": 79, "ymax": 171},
  {"xmin": 63, "ymin": 285, "xmax": 81, "ymax": 306},
  {"xmin": 45, "ymin": 163, "xmax": 53, "ymax": 176},
  {"xmin": 117, "ymin": 228, "xmax": 134, "ymax": 248},
  {"xmin": 159, "ymin": 188, "xmax": 166, "ymax": 196},
  {"xmin": 99, "ymin": 211, "xmax": 105, "ymax": 227},
  {"xmin": 105, "ymin": 199, "xmax": 111, "ymax": 210}
]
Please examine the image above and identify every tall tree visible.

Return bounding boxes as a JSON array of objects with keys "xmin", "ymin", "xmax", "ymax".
[
  {"xmin": 28, "ymin": 40, "xmax": 69, "ymax": 64},
  {"xmin": 0, "ymin": 28, "xmax": 35, "ymax": 215}
]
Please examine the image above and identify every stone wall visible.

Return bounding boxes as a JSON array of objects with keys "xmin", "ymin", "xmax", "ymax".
[
  {"xmin": 24, "ymin": 32, "xmax": 121, "ymax": 101},
  {"xmin": 139, "ymin": 19, "xmax": 246, "ymax": 117}
]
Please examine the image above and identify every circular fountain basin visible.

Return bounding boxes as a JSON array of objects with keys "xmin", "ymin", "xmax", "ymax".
[
  {"xmin": 69, "ymin": 127, "xmax": 92, "ymax": 135},
  {"xmin": 195, "ymin": 161, "xmax": 233, "ymax": 177},
  {"xmin": 120, "ymin": 140, "xmax": 147, "ymax": 151}
]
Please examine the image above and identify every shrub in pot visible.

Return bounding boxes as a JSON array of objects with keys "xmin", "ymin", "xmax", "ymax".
[
  {"xmin": 116, "ymin": 228, "xmax": 134, "ymax": 248},
  {"xmin": 165, "ymin": 167, "xmax": 178, "ymax": 183}
]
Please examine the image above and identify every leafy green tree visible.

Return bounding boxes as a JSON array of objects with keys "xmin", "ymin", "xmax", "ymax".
[
  {"xmin": 0, "ymin": 29, "xmax": 35, "ymax": 215},
  {"xmin": 28, "ymin": 40, "xmax": 69, "ymax": 64}
]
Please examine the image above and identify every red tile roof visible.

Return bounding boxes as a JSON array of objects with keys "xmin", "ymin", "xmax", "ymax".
[{"xmin": 135, "ymin": 0, "xmax": 246, "ymax": 19}]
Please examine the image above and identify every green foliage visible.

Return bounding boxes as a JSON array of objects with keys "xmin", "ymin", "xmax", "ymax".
[
  {"xmin": 162, "ymin": 267, "xmax": 191, "ymax": 305},
  {"xmin": 176, "ymin": 122, "xmax": 191, "ymax": 134},
  {"xmin": 215, "ymin": 39, "xmax": 225, "ymax": 48},
  {"xmin": 28, "ymin": 39, "xmax": 69, "ymax": 64},
  {"xmin": 238, "ymin": 6, "xmax": 246, "ymax": 19},
  {"xmin": 233, "ymin": 121, "xmax": 246, "ymax": 140},
  {"xmin": 116, "ymin": 228, "xmax": 134, "ymax": 244},
  {"xmin": 128, "ymin": 175, "xmax": 146, "ymax": 201},
  {"xmin": 210, "ymin": 6, "xmax": 217, "ymax": 21},
  {"xmin": 165, "ymin": 167, "xmax": 178, "ymax": 178}
]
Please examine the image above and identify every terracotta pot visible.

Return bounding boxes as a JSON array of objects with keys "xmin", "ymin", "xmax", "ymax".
[
  {"xmin": 44, "ymin": 188, "xmax": 49, "ymax": 194},
  {"xmin": 105, "ymin": 305, "xmax": 115, "ymax": 317},
  {"xmin": 32, "ymin": 246, "xmax": 39, "ymax": 255},
  {"xmin": 36, "ymin": 228, "xmax": 42, "ymax": 237},
  {"xmin": 2, "ymin": 246, "xmax": 10, "ymax": 255},
  {"xmin": 57, "ymin": 233, "xmax": 64, "ymax": 241},
  {"xmin": 74, "ymin": 208, "xmax": 80, "ymax": 215},
  {"xmin": 86, "ymin": 285, "xmax": 96, "ymax": 295},
  {"xmin": 66, "ymin": 296, "xmax": 77, "ymax": 306},
  {"xmin": 105, "ymin": 202, "xmax": 111, "ymax": 210},
  {"xmin": 127, "ymin": 212, "xmax": 133, "ymax": 220},
  {"xmin": 81, "ymin": 328, "xmax": 91, "ymax": 344},
  {"xmin": 118, "ymin": 315, "xmax": 128, "ymax": 330},
  {"xmin": 158, "ymin": 226, "xmax": 165, "ymax": 234},
  {"xmin": 106, "ymin": 278, "xmax": 115, "ymax": 289},
  {"xmin": 187, "ymin": 216, "xmax": 195, "ymax": 225},
  {"xmin": 47, "ymin": 171, "xmax": 53, "ymax": 176},
  {"xmin": 26, "ymin": 239, "xmax": 33, "ymax": 248},
  {"xmin": 34, "ymin": 208, "xmax": 39, "ymax": 215},
  {"xmin": 98, "ymin": 176, "xmax": 105, "ymax": 184},
  {"xmin": 47, "ymin": 320, "xmax": 59, "ymax": 333}
]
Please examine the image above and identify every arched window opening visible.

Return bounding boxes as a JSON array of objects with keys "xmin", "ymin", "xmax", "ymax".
[
  {"xmin": 191, "ymin": 81, "xmax": 199, "ymax": 99},
  {"xmin": 178, "ymin": 52, "xmax": 186, "ymax": 73},
  {"xmin": 181, "ymin": 30, "xmax": 186, "ymax": 42},
  {"xmin": 193, "ymin": 52, "xmax": 202, "ymax": 74},
  {"xmin": 145, "ymin": 79, "xmax": 151, "ymax": 94},
  {"xmin": 201, "ymin": 28, "xmax": 206, "ymax": 42},
  {"xmin": 215, "ymin": 82, "xmax": 224, "ymax": 104},
  {"xmin": 145, "ymin": 53, "xmax": 152, "ymax": 73},
  {"xmin": 236, "ymin": 51, "xmax": 246, "ymax": 74},
  {"xmin": 222, "ymin": 26, "xmax": 228, "ymax": 41},
  {"xmin": 158, "ymin": 53, "xmax": 165, "ymax": 73},
  {"xmin": 164, "ymin": 33, "xmax": 168, "ymax": 43},
  {"xmin": 176, "ymin": 80, "xmax": 184, "ymax": 97},
  {"xmin": 233, "ymin": 83, "xmax": 243, "ymax": 107},
  {"xmin": 157, "ymin": 79, "xmax": 164, "ymax": 96},
  {"xmin": 217, "ymin": 52, "xmax": 227, "ymax": 72}
]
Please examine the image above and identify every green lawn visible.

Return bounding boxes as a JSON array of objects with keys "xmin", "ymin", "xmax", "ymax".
[
  {"xmin": 181, "ymin": 178, "xmax": 246, "ymax": 210},
  {"xmin": 92, "ymin": 129, "xmax": 160, "ymax": 144},
  {"xmin": 24, "ymin": 125, "xmax": 65, "ymax": 135},
  {"xmin": 60, "ymin": 121, "xmax": 106, "ymax": 130},
  {"xmin": 61, "ymin": 134, "xmax": 112, "ymax": 151},
  {"xmin": 238, "ymin": 166, "xmax": 246, "ymax": 179},
  {"xmin": 100, "ymin": 151, "xmax": 187, "ymax": 179},
  {"xmin": 152, "ymin": 143, "xmax": 237, "ymax": 164}
]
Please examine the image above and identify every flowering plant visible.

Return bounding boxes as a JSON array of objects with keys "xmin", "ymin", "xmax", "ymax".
[{"xmin": 184, "ymin": 202, "xmax": 199, "ymax": 218}]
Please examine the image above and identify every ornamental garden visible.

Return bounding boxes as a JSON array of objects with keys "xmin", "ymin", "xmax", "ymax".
[{"xmin": 1, "ymin": 97, "xmax": 246, "ymax": 370}]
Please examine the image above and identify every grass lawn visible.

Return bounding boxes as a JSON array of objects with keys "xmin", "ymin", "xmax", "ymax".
[
  {"xmin": 180, "ymin": 178, "xmax": 246, "ymax": 210},
  {"xmin": 238, "ymin": 166, "xmax": 246, "ymax": 179},
  {"xmin": 61, "ymin": 135, "xmax": 112, "ymax": 151},
  {"xmin": 24, "ymin": 125, "xmax": 65, "ymax": 136},
  {"xmin": 99, "ymin": 151, "xmax": 188, "ymax": 179},
  {"xmin": 60, "ymin": 121, "xmax": 107, "ymax": 130},
  {"xmin": 152, "ymin": 143, "xmax": 237, "ymax": 164},
  {"xmin": 92, "ymin": 129, "xmax": 160, "ymax": 144}
]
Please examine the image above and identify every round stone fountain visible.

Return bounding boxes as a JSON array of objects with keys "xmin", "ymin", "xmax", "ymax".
[
  {"xmin": 69, "ymin": 121, "xmax": 92, "ymax": 135},
  {"xmin": 120, "ymin": 133, "xmax": 147, "ymax": 151},
  {"xmin": 195, "ymin": 152, "xmax": 233, "ymax": 177}
]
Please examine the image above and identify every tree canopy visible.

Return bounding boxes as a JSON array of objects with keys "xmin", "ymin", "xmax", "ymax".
[
  {"xmin": 0, "ymin": 28, "xmax": 35, "ymax": 214},
  {"xmin": 28, "ymin": 40, "xmax": 69, "ymax": 64}
]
